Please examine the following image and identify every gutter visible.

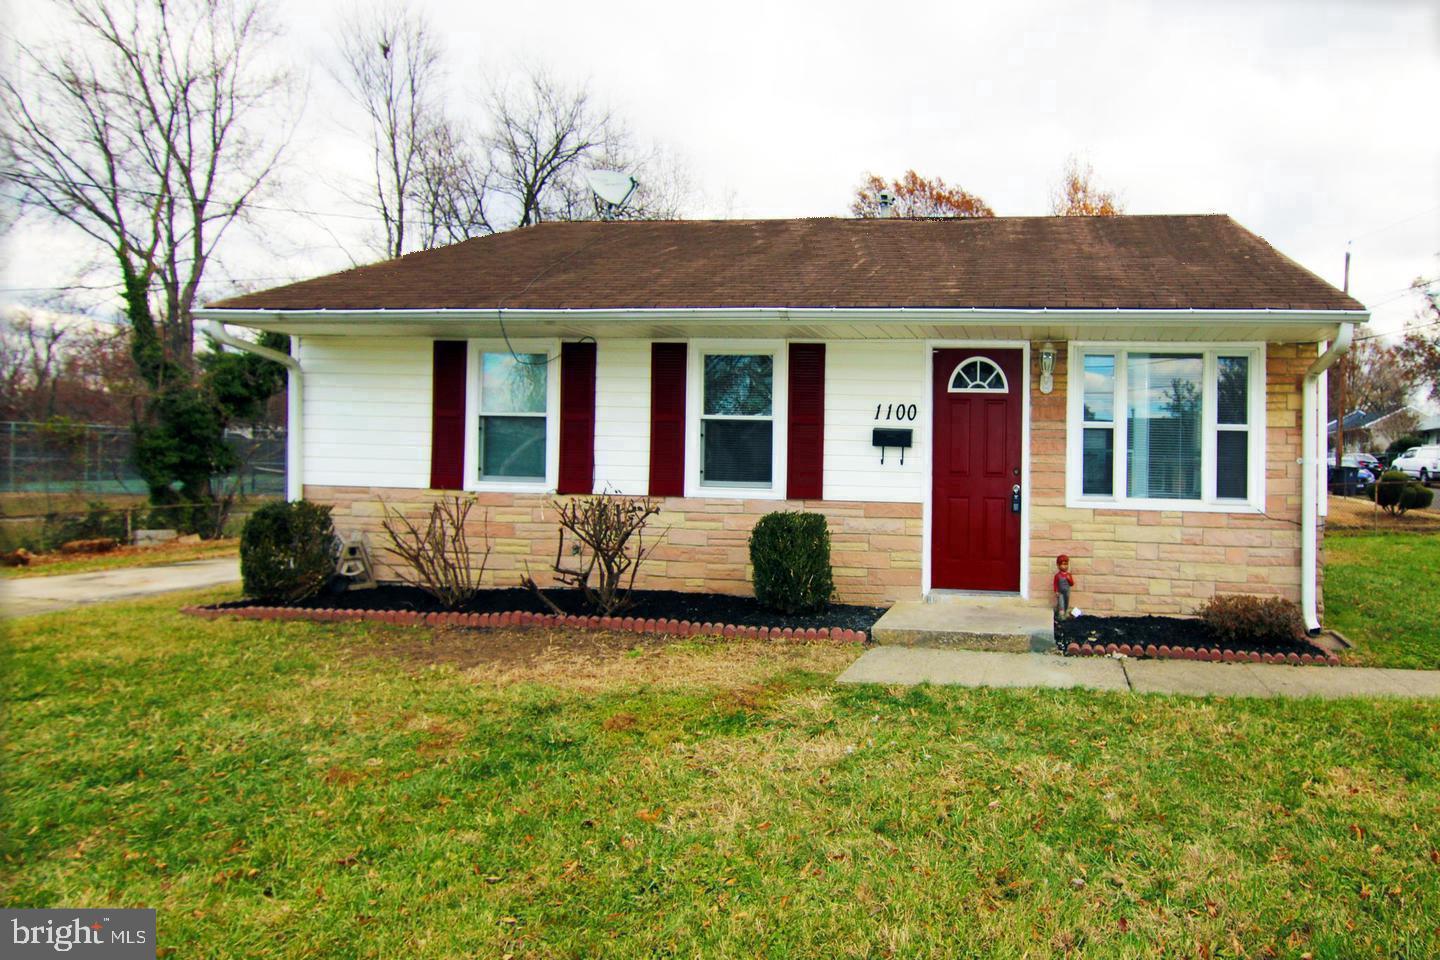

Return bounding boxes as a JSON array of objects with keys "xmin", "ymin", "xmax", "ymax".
[
  {"xmin": 1300, "ymin": 323, "xmax": 1355, "ymax": 634},
  {"xmin": 204, "ymin": 320, "xmax": 303, "ymax": 502},
  {"xmin": 194, "ymin": 305, "xmax": 1371, "ymax": 327}
]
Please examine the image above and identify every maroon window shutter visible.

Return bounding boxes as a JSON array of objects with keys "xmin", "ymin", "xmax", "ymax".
[
  {"xmin": 648, "ymin": 343, "xmax": 687, "ymax": 497},
  {"xmin": 787, "ymin": 343, "xmax": 825, "ymax": 500},
  {"xmin": 429, "ymin": 340, "xmax": 467, "ymax": 490},
  {"xmin": 557, "ymin": 341, "xmax": 597, "ymax": 494}
]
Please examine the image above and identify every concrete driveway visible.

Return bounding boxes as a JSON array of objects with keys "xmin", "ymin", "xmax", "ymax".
[{"xmin": 1, "ymin": 558, "xmax": 240, "ymax": 617}]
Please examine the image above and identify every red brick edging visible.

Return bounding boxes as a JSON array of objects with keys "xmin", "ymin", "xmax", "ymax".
[
  {"xmin": 180, "ymin": 604, "xmax": 870, "ymax": 643},
  {"xmin": 1064, "ymin": 641, "xmax": 1340, "ymax": 667}
]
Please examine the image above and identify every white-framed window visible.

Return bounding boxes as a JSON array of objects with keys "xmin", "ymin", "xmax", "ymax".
[
  {"xmin": 464, "ymin": 339, "xmax": 561, "ymax": 491},
  {"xmin": 1066, "ymin": 343, "xmax": 1265, "ymax": 512},
  {"xmin": 687, "ymin": 341, "xmax": 788, "ymax": 498}
]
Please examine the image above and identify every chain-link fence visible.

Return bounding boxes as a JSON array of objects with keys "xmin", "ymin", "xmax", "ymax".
[{"xmin": 0, "ymin": 420, "xmax": 284, "ymax": 498}]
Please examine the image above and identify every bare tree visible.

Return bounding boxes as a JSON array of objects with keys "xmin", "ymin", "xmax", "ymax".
[
  {"xmin": 335, "ymin": 2, "xmax": 446, "ymax": 258},
  {"xmin": 0, "ymin": 310, "xmax": 67, "ymax": 420},
  {"xmin": 484, "ymin": 70, "xmax": 621, "ymax": 227},
  {"xmin": 414, "ymin": 115, "xmax": 494, "ymax": 247},
  {"xmin": 1, "ymin": 0, "xmax": 297, "ymax": 364},
  {"xmin": 1328, "ymin": 339, "xmax": 1415, "ymax": 422}
]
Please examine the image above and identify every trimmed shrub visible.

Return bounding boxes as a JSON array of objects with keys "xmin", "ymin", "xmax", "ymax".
[
  {"xmin": 240, "ymin": 500, "xmax": 335, "ymax": 602},
  {"xmin": 1198, "ymin": 594, "xmax": 1306, "ymax": 649},
  {"xmin": 1403, "ymin": 483, "xmax": 1435, "ymax": 511},
  {"xmin": 1372, "ymin": 470, "xmax": 1431, "ymax": 515},
  {"xmin": 749, "ymin": 511, "xmax": 834, "ymax": 615}
]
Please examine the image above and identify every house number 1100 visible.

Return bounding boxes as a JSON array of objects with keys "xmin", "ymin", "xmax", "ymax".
[{"xmin": 874, "ymin": 403, "xmax": 917, "ymax": 421}]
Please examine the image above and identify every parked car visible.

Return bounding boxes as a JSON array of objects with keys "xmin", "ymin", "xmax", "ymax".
[
  {"xmin": 1392, "ymin": 445, "xmax": 1440, "ymax": 485},
  {"xmin": 1328, "ymin": 452, "xmax": 1382, "ymax": 476}
]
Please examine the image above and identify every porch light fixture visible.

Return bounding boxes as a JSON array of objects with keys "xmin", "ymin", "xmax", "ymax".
[{"xmin": 1039, "ymin": 343, "xmax": 1056, "ymax": 394}]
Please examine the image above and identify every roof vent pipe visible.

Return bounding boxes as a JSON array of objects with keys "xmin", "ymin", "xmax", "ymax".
[{"xmin": 876, "ymin": 190, "xmax": 895, "ymax": 218}]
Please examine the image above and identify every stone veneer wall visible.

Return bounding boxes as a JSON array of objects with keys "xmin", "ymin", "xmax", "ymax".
[
  {"xmin": 308, "ymin": 489, "xmax": 924, "ymax": 606},
  {"xmin": 1026, "ymin": 339, "xmax": 1319, "ymax": 615}
]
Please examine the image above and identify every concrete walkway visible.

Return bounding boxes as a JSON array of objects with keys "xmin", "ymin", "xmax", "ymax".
[
  {"xmin": 838, "ymin": 646, "xmax": 1440, "ymax": 700},
  {"xmin": 1, "ymin": 558, "xmax": 240, "ymax": 617}
]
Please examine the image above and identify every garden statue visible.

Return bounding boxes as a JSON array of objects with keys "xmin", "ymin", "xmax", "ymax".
[{"xmin": 1053, "ymin": 554, "xmax": 1076, "ymax": 621}]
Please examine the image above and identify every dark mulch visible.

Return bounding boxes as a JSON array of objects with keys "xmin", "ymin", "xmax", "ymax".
[
  {"xmin": 210, "ymin": 583, "xmax": 887, "ymax": 635},
  {"xmin": 1054, "ymin": 614, "xmax": 1326, "ymax": 657}
]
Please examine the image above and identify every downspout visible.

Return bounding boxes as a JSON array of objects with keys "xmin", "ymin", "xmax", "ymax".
[
  {"xmin": 204, "ymin": 320, "xmax": 303, "ymax": 502},
  {"xmin": 1300, "ymin": 323, "xmax": 1354, "ymax": 634}
]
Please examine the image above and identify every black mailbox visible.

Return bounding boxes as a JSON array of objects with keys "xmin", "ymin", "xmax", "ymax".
[
  {"xmin": 872, "ymin": 427, "xmax": 912, "ymax": 465},
  {"xmin": 873, "ymin": 427, "xmax": 912, "ymax": 448}
]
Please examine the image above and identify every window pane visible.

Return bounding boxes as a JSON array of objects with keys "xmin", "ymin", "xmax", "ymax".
[
  {"xmin": 1126, "ymin": 353, "xmax": 1202, "ymax": 500},
  {"xmin": 1217, "ymin": 356, "xmax": 1248, "ymax": 425},
  {"xmin": 1082, "ymin": 354, "xmax": 1115, "ymax": 422},
  {"xmin": 1082, "ymin": 428, "xmax": 1114, "ymax": 495},
  {"xmin": 1217, "ymin": 430, "xmax": 1248, "ymax": 499},
  {"xmin": 704, "ymin": 355, "xmax": 773, "ymax": 416},
  {"xmin": 702, "ymin": 420, "xmax": 772, "ymax": 484},
  {"xmin": 480, "ymin": 416, "xmax": 546, "ymax": 479},
  {"xmin": 481, "ymin": 353, "xmax": 547, "ymax": 413}
]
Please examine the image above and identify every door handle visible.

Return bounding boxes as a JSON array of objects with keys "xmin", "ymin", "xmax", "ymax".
[{"xmin": 1011, "ymin": 483, "xmax": 1021, "ymax": 513}]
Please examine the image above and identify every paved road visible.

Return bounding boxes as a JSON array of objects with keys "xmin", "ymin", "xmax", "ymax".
[
  {"xmin": 839, "ymin": 646, "xmax": 1440, "ymax": 700},
  {"xmin": 1, "ymin": 558, "xmax": 240, "ymax": 617}
]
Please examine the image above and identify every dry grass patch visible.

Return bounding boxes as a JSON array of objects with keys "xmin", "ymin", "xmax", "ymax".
[
  {"xmin": 1326, "ymin": 493, "xmax": 1440, "ymax": 531},
  {"xmin": 349, "ymin": 623, "xmax": 861, "ymax": 691}
]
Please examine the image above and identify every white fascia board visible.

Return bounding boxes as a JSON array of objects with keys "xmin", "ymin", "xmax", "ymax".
[{"xmin": 195, "ymin": 305, "xmax": 1370, "ymax": 328}]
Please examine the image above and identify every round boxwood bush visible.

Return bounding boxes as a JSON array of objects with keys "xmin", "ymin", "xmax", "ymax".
[
  {"xmin": 240, "ymin": 500, "xmax": 336, "ymax": 603},
  {"xmin": 1403, "ymin": 483, "xmax": 1435, "ymax": 511},
  {"xmin": 1372, "ymin": 470, "xmax": 1433, "ymax": 515},
  {"xmin": 748, "ymin": 511, "xmax": 834, "ymax": 615}
]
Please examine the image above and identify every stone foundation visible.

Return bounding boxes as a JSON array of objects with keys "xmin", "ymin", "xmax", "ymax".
[{"xmin": 308, "ymin": 488, "xmax": 923, "ymax": 606}]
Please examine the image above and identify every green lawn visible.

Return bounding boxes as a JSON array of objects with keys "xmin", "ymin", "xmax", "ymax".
[
  {"xmin": 1326, "ymin": 532, "xmax": 1440, "ymax": 670},
  {"xmin": 4, "ymin": 591, "xmax": 1440, "ymax": 957}
]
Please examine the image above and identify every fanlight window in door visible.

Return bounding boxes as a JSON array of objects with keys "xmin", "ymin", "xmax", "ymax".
[{"xmin": 948, "ymin": 357, "xmax": 1008, "ymax": 393}]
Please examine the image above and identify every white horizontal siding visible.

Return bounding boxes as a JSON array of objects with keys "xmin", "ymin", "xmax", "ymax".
[
  {"xmin": 299, "ymin": 336, "xmax": 431, "ymax": 489},
  {"xmin": 823, "ymin": 341, "xmax": 926, "ymax": 503},
  {"xmin": 593, "ymin": 339, "xmax": 650, "ymax": 495}
]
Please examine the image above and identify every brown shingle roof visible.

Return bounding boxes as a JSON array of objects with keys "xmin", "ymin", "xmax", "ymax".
[{"xmin": 209, "ymin": 215, "xmax": 1363, "ymax": 313}]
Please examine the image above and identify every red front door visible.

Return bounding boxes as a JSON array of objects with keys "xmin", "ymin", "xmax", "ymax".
[{"xmin": 931, "ymin": 348, "xmax": 1023, "ymax": 591}]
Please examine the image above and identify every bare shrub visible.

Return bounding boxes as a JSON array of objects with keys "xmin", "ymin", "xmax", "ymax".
[
  {"xmin": 523, "ymin": 494, "xmax": 666, "ymax": 615},
  {"xmin": 1198, "ymin": 594, "xmax": 1307, "ymax": 649},
  {"xmin": 380, "ymin": 496, "xmax": 489, "ymax": 609}
]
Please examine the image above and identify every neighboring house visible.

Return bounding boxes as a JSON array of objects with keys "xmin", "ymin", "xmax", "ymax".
[
  {"xmin": 200, "ymin": 215, "xmax": 1366, "ymax": 630},
  {"xmin": 1327, "ymin": 406, "xmax": 1422, "ymax": 453},
  {"xmin": 1415, "ymin": 413, "xmax": 1440, "ymax": 446}
]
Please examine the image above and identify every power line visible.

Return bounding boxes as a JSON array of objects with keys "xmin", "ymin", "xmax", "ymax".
[{"xmin": 1354, "ymin": 318, "xmax": 1440, "ymax": 342}]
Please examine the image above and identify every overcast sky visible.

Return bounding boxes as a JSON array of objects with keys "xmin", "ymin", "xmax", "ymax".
[{"xmin": 4, "ymin": 0, "xmax": 1437, "ymax": 346}]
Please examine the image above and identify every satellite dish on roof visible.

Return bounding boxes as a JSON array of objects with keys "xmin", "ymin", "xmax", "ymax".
[{"xmin": 586, "ymin": 170, "xmax": 639, "ymax": 220}]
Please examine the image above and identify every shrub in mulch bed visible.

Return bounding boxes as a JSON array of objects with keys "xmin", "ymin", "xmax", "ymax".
[
  {"xmin": 1054, "ymin": 615, "xmax": 1339, "ymax": 666},
  {"xmin": 184, "ymin": 584, "xmax": 885, "ymax": 642}
]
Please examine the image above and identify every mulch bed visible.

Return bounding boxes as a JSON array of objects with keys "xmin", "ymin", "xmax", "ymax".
[
  {"xmin": 1055, "ymin": 615, "xmax": 1339, "ymax": 666},
  {"xmin": 189, "ymin": 584, "xmax": 886, "ymax": 642}
]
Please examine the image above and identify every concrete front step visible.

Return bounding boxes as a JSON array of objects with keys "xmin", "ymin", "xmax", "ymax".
[{"xmin": 872, "ymin": 597, "xmax": 1055, "ymax": 653}]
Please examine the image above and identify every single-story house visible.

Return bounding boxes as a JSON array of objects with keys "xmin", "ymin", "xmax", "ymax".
[
  {"xmin": 1327, "ymin": 405, "xmax": 1422, "ymax": 453},
  {"xmin": 1414, "ymin": 413, "xmax": 1440, "ymax": 446},
  {"xmin": 199, "ymin": 215, "xmax": 1366, "ymax": 631}
]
